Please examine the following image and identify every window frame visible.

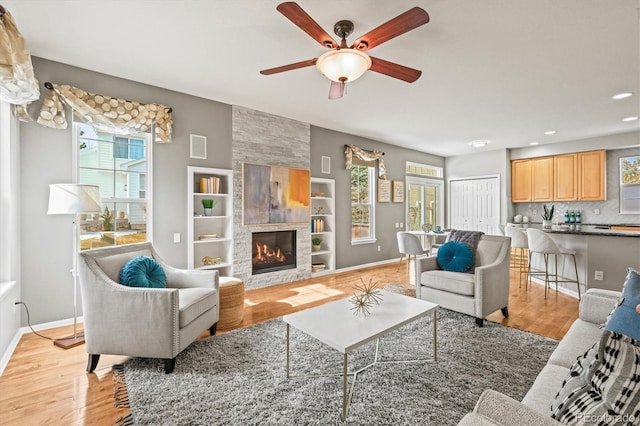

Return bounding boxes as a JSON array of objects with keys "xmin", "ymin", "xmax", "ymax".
[
  {"xmin": 73, "ymin": 122, "xmax": 153, "ymax": 248},
  {"xmin": 350, "ymin": 164, "xmax": 376, "ymax": 245}
]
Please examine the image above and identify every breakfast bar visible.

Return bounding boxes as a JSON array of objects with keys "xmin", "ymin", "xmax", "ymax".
[{"xmin": 527, "ymin": 225, "xmax": 640, "ymax": 294}]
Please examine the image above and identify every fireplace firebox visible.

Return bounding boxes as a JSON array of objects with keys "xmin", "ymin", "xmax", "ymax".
[{"xmin": 252, "ymin": 230, "xmax": 296, "ymax": 275}]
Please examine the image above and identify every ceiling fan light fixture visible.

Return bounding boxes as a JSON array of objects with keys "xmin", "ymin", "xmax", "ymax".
[{"xmin": 316, "ymin": 48, "xmax": 372, "ymax": 83}]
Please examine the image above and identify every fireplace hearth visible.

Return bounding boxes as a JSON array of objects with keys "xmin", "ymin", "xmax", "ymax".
[{"xmin": 252, "ymin": 230, "xmax": 296, "ymax": 275}]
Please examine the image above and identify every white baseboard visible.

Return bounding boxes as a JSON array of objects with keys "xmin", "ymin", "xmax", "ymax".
[
  {"xmin": 0, "ymin": 316, "xmax": 83, "ymax": 377},
  {"xmin": 528, "ymin": 277, "xmax": 581, "ymax": 299},
  {"xmin": 334, "ymin": 258, "xmax": 397, "ymax": 274}
]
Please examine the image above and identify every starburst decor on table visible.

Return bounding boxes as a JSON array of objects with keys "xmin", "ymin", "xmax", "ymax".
[{"xmin": 350, "ymin": 278, "xmax": 383, "ymax": 317}]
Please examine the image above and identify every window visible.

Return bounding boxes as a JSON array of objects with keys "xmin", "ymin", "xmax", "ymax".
[
  {"xmin": 620, "ymin": 155, "xmax": 640, "ymax": 214},
  {"xmin": 351, "ymin": 164, "xmax": 376, "ymax": 243},
  {"xmin": 75, "ymin": 123, "xmax": 152, "ymax": 250},
  {"xmin": 406, "ymin": 161, "xmax": 443, "ymax": 178}
]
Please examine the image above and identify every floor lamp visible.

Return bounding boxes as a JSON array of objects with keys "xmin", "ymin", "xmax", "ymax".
[{"xmin": 47, "ymin": 184, "xmax": 102, "ymax": 349}]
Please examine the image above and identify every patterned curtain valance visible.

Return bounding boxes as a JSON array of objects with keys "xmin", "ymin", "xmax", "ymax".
[
  {"xmin": 37, "ymin": 83, "xmax": 173, "ymax": 143},
  {"xmin": 345, "ymin": 144, "xmax": 387, "ymax": 179},
  {"xmin": 0, "ymin": 6, "xmax": 40, "ymax": 117}
]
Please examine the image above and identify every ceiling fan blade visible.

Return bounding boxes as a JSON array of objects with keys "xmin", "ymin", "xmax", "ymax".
[
  {"xmin": 352, "ymin": 7, "xmax": 429, "ymax": 51},
  {"xmin": 277, "ymin": 2, "xmax": 338, "ymax": 49},
  {"xmin": 328, "ymin": 80, "xmax": 344, "ymax": 99},
  {"xmin": 260, "ymin": 58, "xmax": 318, "ymax": 75},
  {"xmin": 369, "ymin": 56, "xmax": 422, "ymax": 83}
]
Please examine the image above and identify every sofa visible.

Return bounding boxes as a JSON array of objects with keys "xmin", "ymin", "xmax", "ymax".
[
  {"xmin": 458, "ymin": 288, "xmax": 621, "ymax": 425},
  {"xmin": 79, "ymin": 242, "xmax": 219, "ymax": 373},
  {"xmin": 415, "ymin": 234, "xmax": 511, "ymax": 326}
]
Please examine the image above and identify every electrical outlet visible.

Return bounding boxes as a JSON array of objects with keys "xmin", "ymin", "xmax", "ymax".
[
  {"xmin": 400, "ymin": 222, "xmax": 403, "ymax": 228},
  {"xmin": 12, "ymin": 300, "xmax": 17, "ymax": 313},
  {"xmin": 594, "ymin": 270, "xmax": 604, "ymax": 281},
  {"xmin": 594, "ymin": 209, "xmax": 600, "ymax": 215},
  {"xmin": 377, "ymin": 245, "xmax": 381, "ymax": 252},
  {"xmin": 395, "ymin": 222, "xmax": 399, "ymax": 228},
  {"xmin": 173, "ymin": 233, "xmax": 181, "ymax": 243}
]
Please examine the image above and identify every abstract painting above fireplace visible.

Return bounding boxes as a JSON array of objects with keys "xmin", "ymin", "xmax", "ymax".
[{"xmin": 242, "ymin": 163, "xmax": 310, "ymax": 225}]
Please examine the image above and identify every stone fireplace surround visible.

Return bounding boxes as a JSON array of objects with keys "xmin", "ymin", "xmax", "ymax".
[{"xmin": 231, "ymin": 106, "xmax": 312, "ymax": 290}]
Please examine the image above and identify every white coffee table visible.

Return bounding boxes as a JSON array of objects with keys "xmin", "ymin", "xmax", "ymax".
[{"xmin": 283, "ymin": 290, "xmax": 439, "ymax": 421}]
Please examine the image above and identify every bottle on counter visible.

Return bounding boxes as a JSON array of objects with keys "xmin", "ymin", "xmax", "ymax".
[
  {"xmin": 564, "ymin": 211, "xmax": 570, "ymax": 223},
  {"xmin": 575, "ymin": 211, "xmax": 581, "ymax": 223},
  {"xmin": 569, "ymin": 211, "xmax": 576, "ymax": 223}
]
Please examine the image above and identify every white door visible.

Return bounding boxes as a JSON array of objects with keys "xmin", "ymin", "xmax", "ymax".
[{"xmin": 449, "ymin": 177, "xmax": 500, "ymax": 233}]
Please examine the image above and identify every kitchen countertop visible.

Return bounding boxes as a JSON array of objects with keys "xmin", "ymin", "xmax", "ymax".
[{"xmin": 543, "ymin": 224, "xmax": 640, "ymax": 238}]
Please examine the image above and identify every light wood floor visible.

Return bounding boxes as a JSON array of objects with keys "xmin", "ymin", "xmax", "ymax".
[{"xmin": 0, "ymin": 260, "xmax": 579, "ymax": 425}]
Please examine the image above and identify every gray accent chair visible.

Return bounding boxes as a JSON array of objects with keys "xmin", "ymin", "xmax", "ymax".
[
  {"xmin": 414, "ymin": 234, "xmax": 511, "ymax": 326},
  {"xmin": 79, "ymin": 242, "xmax": 219, "ymax": 374}
]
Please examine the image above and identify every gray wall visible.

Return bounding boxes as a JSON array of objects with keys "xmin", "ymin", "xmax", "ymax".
[
  {"xmin": 16, "ymin": 57, "xmax": 445, "ymax": 326},
  {"xmin": 20, "ymin": 57, "xmax": 231, "ymax": 325},
  {"xmin": 310, "ymin": 126, "xmax": 445, "ymax": 269}
]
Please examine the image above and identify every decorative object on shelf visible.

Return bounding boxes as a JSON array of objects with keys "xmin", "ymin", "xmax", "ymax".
[
  {"xmin": 47, "ymin": 183, "xmax": 102, "ymax": 349},
  {"xmin": 312, "ymin": 263, "xmax": 326, "ymax": 272},
  {"xmin": 377, "ymin": 179, "xmax": 391, "ymax": 202},
  {"xmin": 311, "ymin": 192, "xmax": 325, "ymax": 197},
  {"xmin": 350, "ymin": 278, "xmax": 383, "ymax": 317},
  {"xmin": 314, "ymin": 206, "xmax": 324, "ymax": 215},
  {"xmin": 542, "ymin": 204, "xmax": 554, "ymax": 229},
  {"xmin": 202, "ymin": 199, "xmax": 215, "ymax": 216},
  {"xmin": 242, "ymin": 162, "xmax": 310, "ymax": 225},
  {"xmin": 190, "ymin": 134, "xmax": 207, "ymax": 159},
  {"xmin": 202, "ymin": 256, "xmax": 222, "ymax": 265},
  {"xmin": 393, "ymin": 180, "xmax": 404, "ymax": 203},
  {"xmin": 312, "ymin": 237, "xmax": 322, "ymax": 252}
]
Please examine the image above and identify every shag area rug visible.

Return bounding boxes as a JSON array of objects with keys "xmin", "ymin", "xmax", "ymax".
[{"xmin": 118, "ymin": 309, "xmax": 557, "ymax": 425}]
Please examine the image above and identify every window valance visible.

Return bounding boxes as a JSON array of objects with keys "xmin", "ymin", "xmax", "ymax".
[
  {"xmin": 0, "ymin": 6, "xmax": 40, "ymax": 119},
  {"xmin": 37, "ymin": 83, "xmax": 173, "ymax": 143},
  {"xmin": 345, "ymin": 144, "xmax": 387, "ymax": 179}
]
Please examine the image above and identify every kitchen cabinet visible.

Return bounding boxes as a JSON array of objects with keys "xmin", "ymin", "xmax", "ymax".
[
  {"xmin": 511, "ymin": 150, "xmax": 606, "ymax": 203},
  {"xmin": 511, "ymin": 159, "xmax": 532, "ymax": 202},
  {"xmin": 554, "ymin": 153, "xmax": 578, "ymax": 201},
  {"xmin": 578, "ymin": 150, "xmax": 606, "ymax": 200},
  {"xmin": 532, "ymin": 156, "xmax": 554, "ymax": 202}
]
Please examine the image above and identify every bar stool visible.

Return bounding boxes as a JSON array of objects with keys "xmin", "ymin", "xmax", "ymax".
[
  {"xmin": 505, "ymin": 226, "xmax": 528, "ymax": 288},
  {"xmin": 526, "ymin": 228, "xmax": 581, "ymax": 299}
]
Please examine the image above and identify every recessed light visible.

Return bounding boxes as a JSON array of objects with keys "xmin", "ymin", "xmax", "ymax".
[
  {"xmin": 529, "ymin": 141, "xmax": 539, "ymax": 146},
  {"xmin": 544, "ymin": 130, "xmax": 556, "ymax": 135},
  {"xmin": 469, "ymin": 140, "xmax": 491, "ymax": 148},
  {"xmin": 613, "ymin": 92, "xmax": 633, "ymax": 100},
  {"xmin": 623, "ymin": 116, "xmax": 639, "ymax": 122}
]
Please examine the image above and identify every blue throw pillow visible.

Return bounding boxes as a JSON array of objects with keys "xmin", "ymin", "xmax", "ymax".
[
  {"xmin": 436, "ymin": 240, "xmax": 475, "ymax": 273},
  {"xmin": 119, "ymin": 256, "xmax": 167, "ymax": 288},
  {"xmin": 604, "ymin": 268, "xmax": 640, "ymax": 340}
]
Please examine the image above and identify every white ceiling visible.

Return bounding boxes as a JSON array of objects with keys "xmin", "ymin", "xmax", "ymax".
[{"xmin": 5, "ymin": 0, "xmax": 640, "ymax": 157}]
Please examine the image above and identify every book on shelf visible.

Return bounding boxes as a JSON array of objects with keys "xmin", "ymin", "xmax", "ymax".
[
  {"xmin": 198, "ymin": 233, "xmax": 218, "ymax": 240},
  {"xmin": 199, "ymin": 176, "xmax": 221, "ymax": 194},
  {"xmin": 311, "ymin": 218, "xmax": 324, "ymax": 233}
]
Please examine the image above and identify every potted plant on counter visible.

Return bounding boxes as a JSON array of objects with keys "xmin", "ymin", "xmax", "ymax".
[
  {"xmin": 312, "ymin": 237, "xmax": 322, "ymax": 251},
  {"xmin": 542, "ymin": 204, "xmax": 554, "ymax": 229}
]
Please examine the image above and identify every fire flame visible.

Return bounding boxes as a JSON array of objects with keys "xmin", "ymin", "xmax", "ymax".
[{"xmin": 254, "ymin": 242, "xmax": 285, "ymax": 264}]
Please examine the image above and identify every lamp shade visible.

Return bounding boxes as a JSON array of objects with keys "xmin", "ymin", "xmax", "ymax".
[
  {"xmin": 316, "ymin": 49, "xmax": 372, "ymax": 83},
  {"xmin": 48, "ymin": 184, "xmax": 102, "ymax": 214}
]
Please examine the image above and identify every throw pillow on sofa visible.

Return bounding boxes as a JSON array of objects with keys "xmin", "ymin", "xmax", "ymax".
[
  {"xmin": 436, "ymin": 240, "xmax": 475, "ymax": 273},
  {"xmin": 550, "ymin": 343, "xmax": 599, "ymax": 415},
  {"xmin": 120, "ymin": 256, "xmax": 167, "ymax": 288},
  {"xmin": 604, "ymin": 267, "xmax": 640, "ymax": 341},
  {"xmin": 551, "ymin": 330, "xmax": 640, "ymax": 425}
]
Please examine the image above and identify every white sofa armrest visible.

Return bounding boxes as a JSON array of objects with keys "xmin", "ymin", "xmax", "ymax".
[
  {"xmin": 415, "ymin": 255, "xmax": 441, "ymax": 298},
  {"xmin": 578, "ymin": 288, "xmax": 620, "ymax": 325},
  {"xmin": 468, "ymin": 390, "xmax": 561, "ymax": 426}
]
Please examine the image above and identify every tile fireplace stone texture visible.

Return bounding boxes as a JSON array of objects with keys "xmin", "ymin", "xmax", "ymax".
[{"xmin": 231, "ymin": 106, "xmax": 311, "ymax": 289}]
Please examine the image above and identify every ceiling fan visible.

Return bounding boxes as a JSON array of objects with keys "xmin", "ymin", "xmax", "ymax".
[{"xmin": 260, "ymin": 2, "xmax": 429, "ymax": 99}]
